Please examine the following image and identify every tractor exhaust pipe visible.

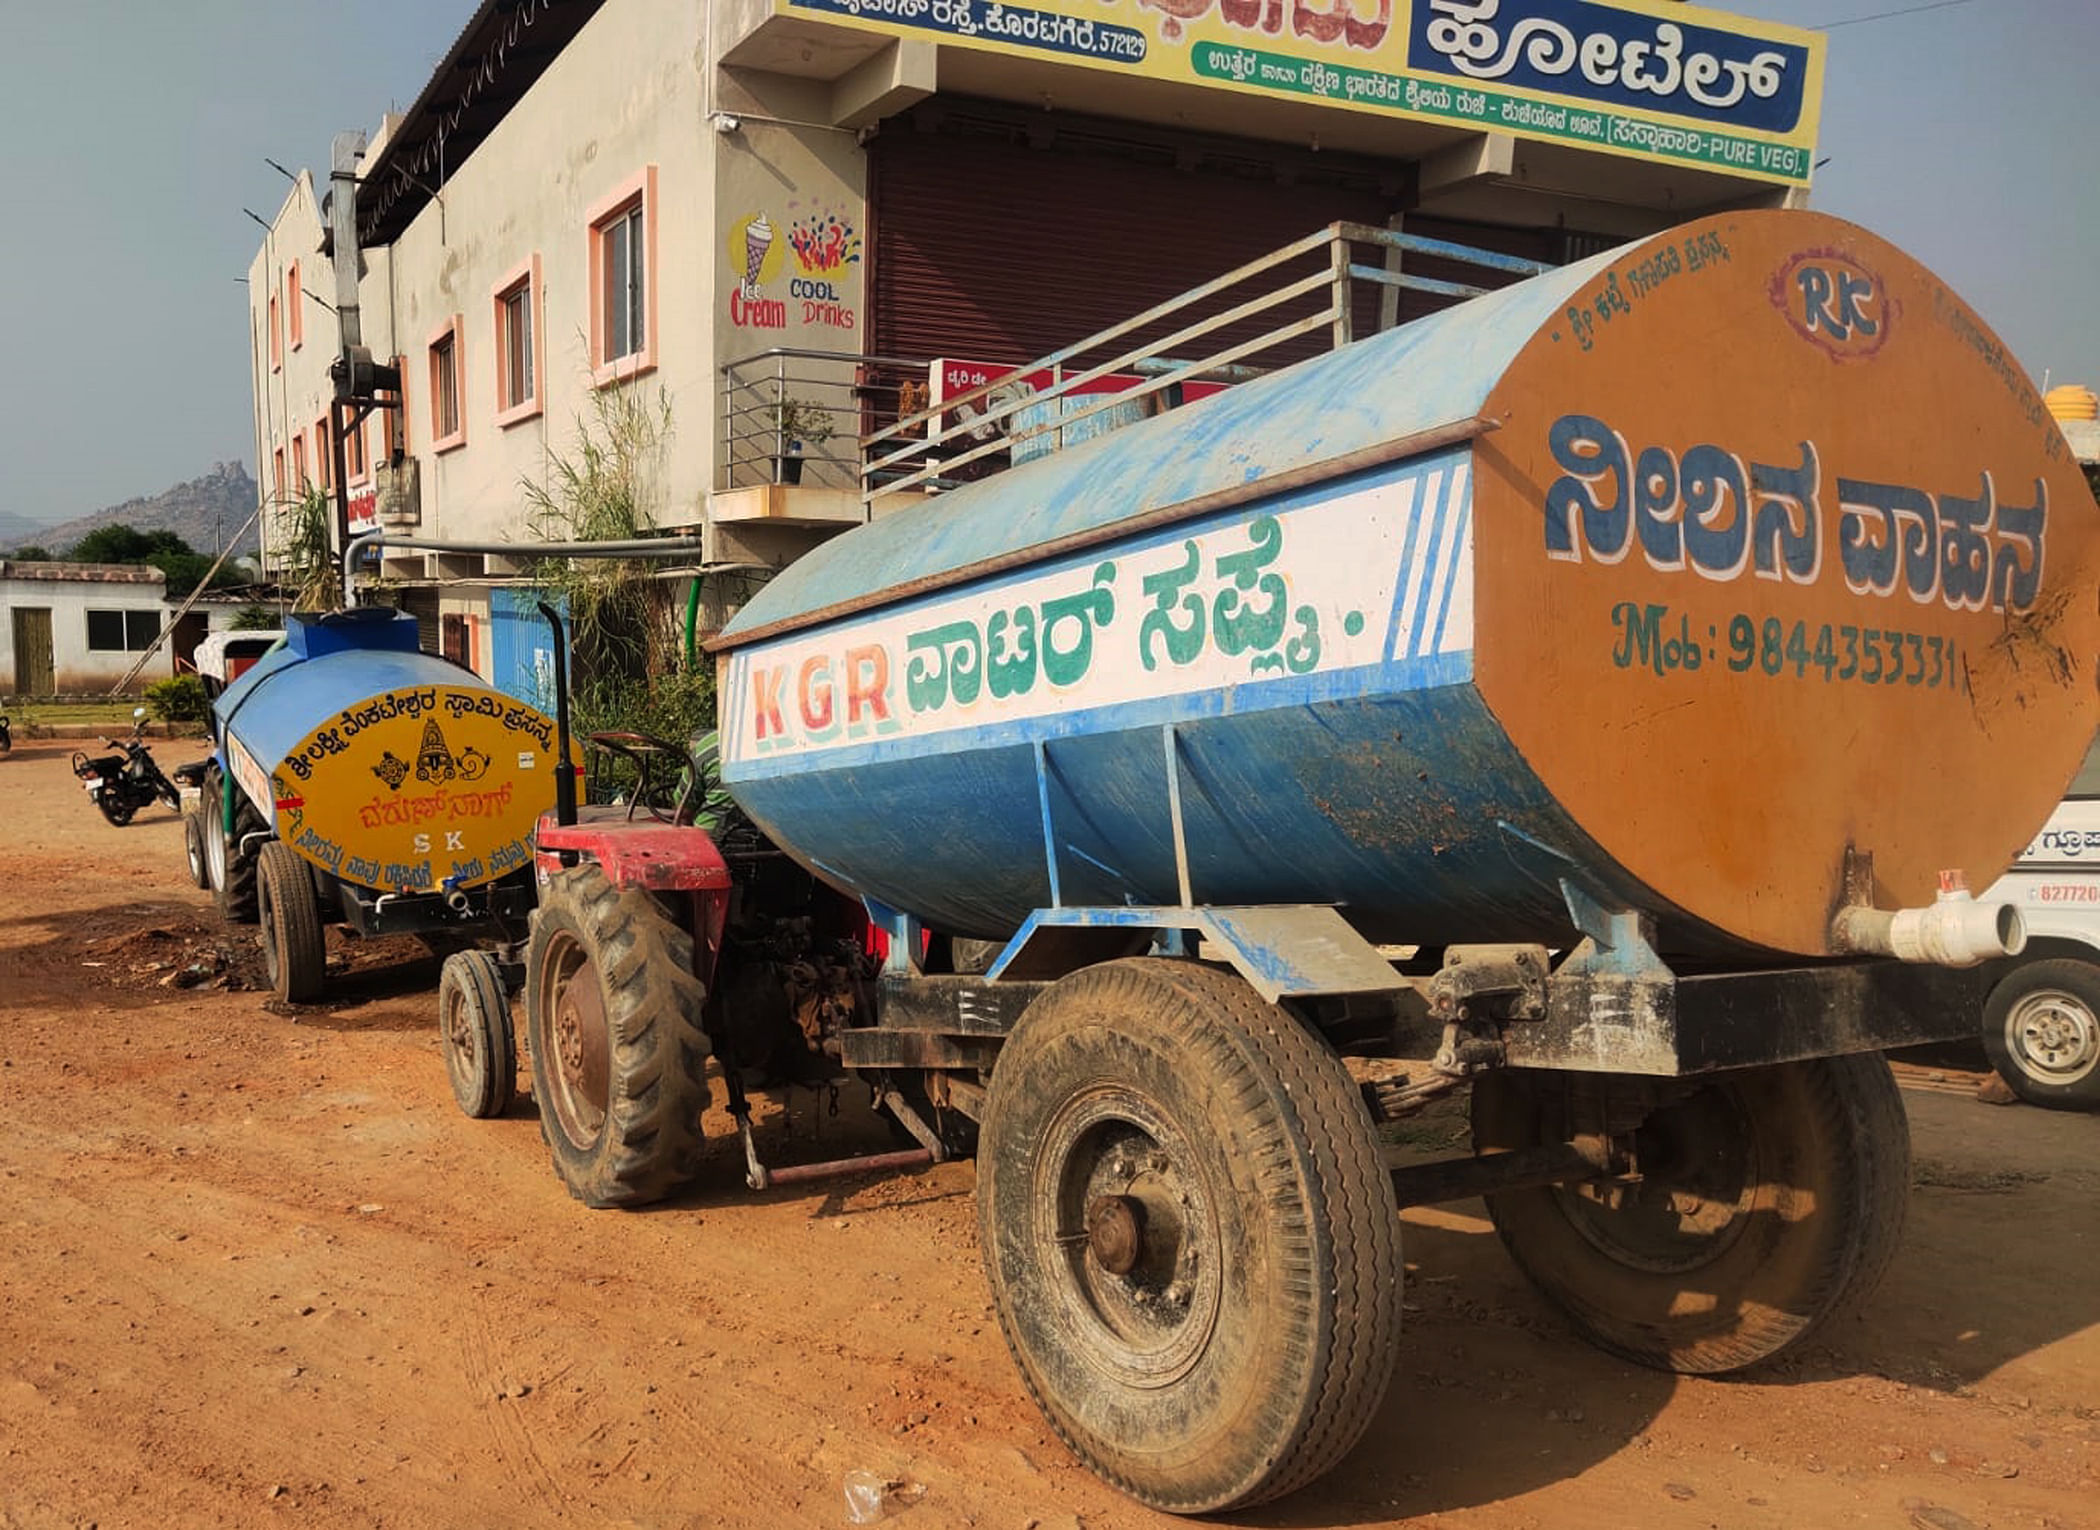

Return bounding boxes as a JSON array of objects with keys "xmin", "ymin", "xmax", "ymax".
[{"xmin": 537, "ymin": 601, "xmax": 578, "ymax": 829}]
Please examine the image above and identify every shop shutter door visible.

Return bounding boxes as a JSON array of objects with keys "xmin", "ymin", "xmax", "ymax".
[
  {"xmin": 870, "ymin": 112, "xmax": 1569, "ymax": 373},
  {"xmin": 398, "ymin": 588, "xmax": 441, "ymax": 655},
  {"xmin": 869, "ymin": 118, "xmax": 1398, "ymax": 369}
]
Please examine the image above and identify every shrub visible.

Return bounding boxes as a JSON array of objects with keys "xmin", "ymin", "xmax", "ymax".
[{"xmin": 145, "ymin": 675, "xmax": 210, "ymax": 724}]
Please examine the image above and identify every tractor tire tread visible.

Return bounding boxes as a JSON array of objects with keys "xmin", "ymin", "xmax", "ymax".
[{"xmin": 527, "ymin": 864, "xmax": 712, "ymax": 1209}]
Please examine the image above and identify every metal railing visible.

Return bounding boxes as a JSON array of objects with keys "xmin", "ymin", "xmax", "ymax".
[
  {"xmin": 718, "ymin": 347, "xmax": 937, "ymax": 494},
  {"xmin": 718, "ymin": 223, "xmax": 1553, "ymax": 509}
]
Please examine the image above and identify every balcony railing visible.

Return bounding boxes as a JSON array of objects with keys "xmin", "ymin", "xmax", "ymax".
[
  {"xmin": 718, "ymin": 222, "xmax": 1554, "ymax": 512},
  {"xmin": 718, "ymin": 347, "xmax": 935, "ymax": 496}
]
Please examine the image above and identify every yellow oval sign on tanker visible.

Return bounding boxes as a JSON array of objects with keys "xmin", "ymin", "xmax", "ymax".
[{"xmin": 241, "ymin": 685, "xmax": 564, "ymax": 893}]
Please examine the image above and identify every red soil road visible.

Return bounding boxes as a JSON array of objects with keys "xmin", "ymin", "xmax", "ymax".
[{"xmin": 0, "ymin": 736, "xmax": 2095, "ymax": 1530}]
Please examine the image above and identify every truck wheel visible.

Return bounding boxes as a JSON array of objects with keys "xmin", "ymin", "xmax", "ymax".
[
  {"xmin": 1982, "ymin": 961, "xmax": 2100, "ymax": 1110},
  {"xmin": 1473, "ymin": 1054, "xmax": 1910, "ymax": 1374},
  {"xmin": 256, "ymin": 842, "xmax": 327, "ymax": 1004},
  {"xmin": 441, "ymin": 950, "xmax": 516, "ymax": 1119},
  {"xmin": 203, "ymin": 769, "xmax": 260, "ymax": 924},
  {"xmin": 977, "ymin": 959, "xmax": 1402, "ymax": 1513},
  {"xmin": 182, "ymin": 807, "xmax": 212, "ymax": 890},
  {"xmin": 525, "ymin": 864, "xmax": 712, "ymax": 1208}
]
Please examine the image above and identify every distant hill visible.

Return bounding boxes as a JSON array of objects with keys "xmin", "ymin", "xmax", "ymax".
[
  {"xmin": 0, "ymin": 508, "xmax": 48, "ymax": 547},
  {"xmin": 26, "ymin": 462, "xmax": 261, "ymax": 560}
]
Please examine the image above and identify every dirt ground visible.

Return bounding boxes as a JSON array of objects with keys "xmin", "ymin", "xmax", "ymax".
[{"xmin": 1, "ymin": 737, "xmax": 2095, "ymax": 1530}]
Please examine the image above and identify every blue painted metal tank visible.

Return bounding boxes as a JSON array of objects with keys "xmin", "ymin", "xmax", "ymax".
[
  {"xmin": 712, "ymin": 212, "xmax": 2100, "ymax": 958},
  {"xmin": 215, "ymin": 608, "xmax": 562, "ymax": 894}
]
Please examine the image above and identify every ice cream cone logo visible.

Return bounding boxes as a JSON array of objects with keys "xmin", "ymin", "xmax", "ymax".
[{"xmin": 737, "ymin": 213, "xmax": 778, "ymax": 300}]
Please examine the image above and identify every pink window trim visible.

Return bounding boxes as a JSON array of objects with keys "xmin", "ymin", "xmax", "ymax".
[
  {"xmin": 346, "ymin": 409, "xmax": 370, "ymax": 488},
  {"xmin": 287, "ymin": 261, "xmax": 304, "ymax": 351},
  {"xmin": 427, "ymin": 313, "xmax": 467, "ymax": 454},
  {"xmin": 492, "ymin": 254, "xmax": 545, "ymax": 428},
  {"xmin": 586, "ymin": 165, "xmax": 658, "ymax": 389},
  {"xmin": 314, "ymin": 415, "xmax": 332, "ymax": 490}
]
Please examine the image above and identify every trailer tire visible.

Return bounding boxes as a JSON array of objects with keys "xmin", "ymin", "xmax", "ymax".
[
  {"xmin": 203, "ymin": 767, "xmax": 260, "ymax": 925},
  {"xmin": 256, "ymin": 842, "xmax": 327, "ymax": 1004},
  {"xmin": 978, "ymin": 959, "xmax": 1402, "ymax": 1513},
  {"xmin": 1981, "ymin": 960, "xmax": 2100, "ymax": 1110},
  {"xmin": 525, "ymin": 864, "xmax": 712, "ymax": 1208},
  {"xmin": 441, "ymin": 950, "xmax": 516, "ymax": 1119},
  {"xmin": 1473, "ymin": 1054, "xmax": 1910, "ymax": 1374},
  {"xmin": 182, "ymin": 806, "xmax": 212, "ymax": 890}
]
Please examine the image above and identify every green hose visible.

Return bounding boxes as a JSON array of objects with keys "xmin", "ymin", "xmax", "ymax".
[
  {"xmin": 221, "ymin": 761, "xmax": 236, "ymax": 838},
  {"xmin": 684, "ymin": 575, "xmax": 703, "ymax": 672}
]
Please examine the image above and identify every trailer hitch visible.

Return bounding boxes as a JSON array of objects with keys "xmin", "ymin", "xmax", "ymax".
[{"xmin": 709, "ymin": 1013, "xmax": 937, "ymax": 1192}]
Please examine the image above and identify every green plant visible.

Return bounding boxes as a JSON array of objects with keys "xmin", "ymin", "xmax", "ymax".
[
  {"xmin": 272, "ymin": 485, "xmax": 340, "ymax": 613},
  {"xmin": 145, "ymin": 675, "xmax": 210, "ymax": 724},
  {"xmin": 571, "ymin": 669, "xmax": 718, "ymax": 807},
  {"xmin": 523, "ymin": 384, "xmax": 679, "ymax": 685},
  {"xmin": 230, "ymin": 602, "xmax": 283, "ymax": 631},
  {"xmin": 772, "ymin": 393, "xmax": 835, "ymax": 449}
]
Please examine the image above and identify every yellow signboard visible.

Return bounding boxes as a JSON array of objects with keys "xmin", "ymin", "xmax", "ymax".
[
  {"xmin": 778, "ymin": 0, "xmax": 1824, "ymax": 183},
  {"xmin": 256, "ymin": 685, "xmax": 566, "ymax": 894}
]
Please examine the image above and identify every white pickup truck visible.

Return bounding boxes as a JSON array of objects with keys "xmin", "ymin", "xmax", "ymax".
[{"xmin": 1978, "ymin": 738, "xmax": 2100, "ymax": 1108}]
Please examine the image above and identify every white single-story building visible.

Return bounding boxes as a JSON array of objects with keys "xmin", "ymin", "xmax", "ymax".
[{"xmin": 0, "ymin": 561, "xmax": 170, "ymax": 695}]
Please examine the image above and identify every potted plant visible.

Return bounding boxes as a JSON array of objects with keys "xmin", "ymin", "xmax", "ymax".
[{"xmin": 772, "ymin": 394, "xmax": 835, "ymax": 485}]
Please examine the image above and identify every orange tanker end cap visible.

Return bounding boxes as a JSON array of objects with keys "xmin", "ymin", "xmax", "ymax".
[{"xmin": 1475, "ymin": 209, "xmax": 2100, "ymax": 956}]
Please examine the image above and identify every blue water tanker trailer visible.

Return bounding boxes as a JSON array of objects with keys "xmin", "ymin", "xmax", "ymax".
[
  {"xmin": 194, "ymin": 608, "xmax": 559, "ymax": 1048},
  {"xmin": 438, "ymin": 211, "xmax": 2096, "ymax": 1514}
]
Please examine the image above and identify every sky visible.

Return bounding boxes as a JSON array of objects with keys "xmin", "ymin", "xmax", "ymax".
[{"xmin": 0, "ymin": 0, "xmax": 2094, "ymax": 528}]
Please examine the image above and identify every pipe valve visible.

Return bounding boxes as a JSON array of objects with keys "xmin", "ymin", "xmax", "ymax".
[{"xmin": 1831, "ymin": 870, "xmax": 2026, "ymax": 968}]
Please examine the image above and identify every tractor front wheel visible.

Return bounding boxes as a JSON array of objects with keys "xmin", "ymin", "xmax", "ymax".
[{"xmin": 441, "ymin": 949, "xmax": 517, "ymax": 1120}]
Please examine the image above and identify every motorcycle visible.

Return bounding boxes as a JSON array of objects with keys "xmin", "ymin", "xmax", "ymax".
[{"xmin": 71, "ymin": 708, "xmax": 182, "ymax": 827}]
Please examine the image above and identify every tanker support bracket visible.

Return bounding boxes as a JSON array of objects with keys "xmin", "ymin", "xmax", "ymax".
[{"xmin": 987, "ymin": 903, "xmax": 1404, "ymax": 1004}]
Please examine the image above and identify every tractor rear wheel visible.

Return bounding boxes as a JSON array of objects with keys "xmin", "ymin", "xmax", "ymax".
[{"xmin": 525, "ymin": 864, "xmax": 712, "ymax": 1208}]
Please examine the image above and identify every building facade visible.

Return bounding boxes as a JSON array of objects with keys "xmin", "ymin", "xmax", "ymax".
[
  {"xmin": 248, "ymin": 0, "xmax": 1825, "ymax": 684},
  {"xmin": 1, "ymin": 562, "xmax": 171, "ymax": 695}
]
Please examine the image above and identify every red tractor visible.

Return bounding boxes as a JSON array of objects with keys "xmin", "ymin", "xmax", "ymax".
[{"xmin": 435, "ymin": 617, "xmax": 964, "ymax": 1205}]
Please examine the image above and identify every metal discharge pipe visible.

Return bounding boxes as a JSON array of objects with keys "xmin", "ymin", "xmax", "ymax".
[{"xmin": 340, "ymin": 529, "xmax": 706, "ymax": 606}]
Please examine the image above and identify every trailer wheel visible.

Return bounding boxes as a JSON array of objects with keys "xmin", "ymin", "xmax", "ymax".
[
  {"xmin": 525, "ymin": 864, "xmax": 712, "ymax": 1208},
  {"xmin": 1473, "ymin": 1054, "xmax": 1910, "ymax": 1374},
  {"xmin": 441, "ymin": 950, "xmax": 516, "ymax": 1119},
  {"xmin": 182, "ymin": 806, "xmax": 212, "ymax": 890},
  {"xmin": 256, "ymin": 842, "xmax": 327, "ymax": 1004},
  {"xmin": 977, "ymin": 959, "xmax": 1402, "ymax": 1513},
  {"xmin": 1982, "ymin": 961, "xmax": 2100, "ymax": 1110},
  {"xmin": 203, "ymin": 768, "xmax": 260, "ymax": 924}
]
